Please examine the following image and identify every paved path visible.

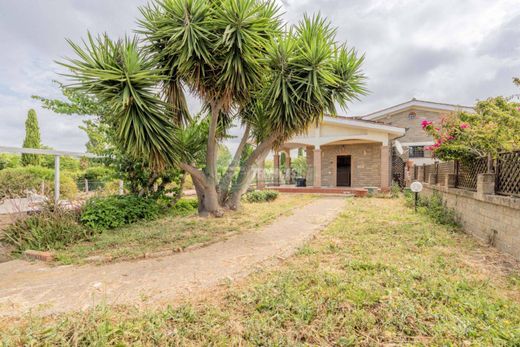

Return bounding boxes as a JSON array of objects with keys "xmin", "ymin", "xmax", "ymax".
[{"xmin": 0, "ymin": 197, "xmax": 345, "ymax": 317}]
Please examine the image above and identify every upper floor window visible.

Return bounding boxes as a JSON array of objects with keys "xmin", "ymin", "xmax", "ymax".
[
  {"xmin": 409, "ymin": 146, "xmax": 425, "ymax": 158},
  {"xmin": 408, "ymin": 111, "xmax": 416, "ymax": 120}
]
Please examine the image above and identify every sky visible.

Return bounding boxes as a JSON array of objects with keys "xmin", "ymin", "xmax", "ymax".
[{"xmin": 0, "ymin": 0, "xmax": 519, "ymax": 153}]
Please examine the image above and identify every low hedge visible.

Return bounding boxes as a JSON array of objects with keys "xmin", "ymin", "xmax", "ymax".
[{"xmin": 244, "ymin": 190, "xmax": 279, "ymax": 203}]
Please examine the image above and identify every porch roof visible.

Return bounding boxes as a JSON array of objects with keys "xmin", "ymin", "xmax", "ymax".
[{"xmin": 282, "ymin": 115, "xmax": 405, "ymax": 149}]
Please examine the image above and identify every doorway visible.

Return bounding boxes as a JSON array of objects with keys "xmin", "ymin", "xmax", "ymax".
[{"xmin": 336, "ymin": 155, "xmax": 351, "ymax": 187}]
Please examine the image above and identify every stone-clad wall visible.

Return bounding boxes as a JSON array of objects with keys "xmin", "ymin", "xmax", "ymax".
[
  {"xmin": 422, "ymin": 184, "xmax": 520, "ymax": 260},
  {"xmin": 320, "ymin": 143, "xmax": 381, "ymax": 188}
]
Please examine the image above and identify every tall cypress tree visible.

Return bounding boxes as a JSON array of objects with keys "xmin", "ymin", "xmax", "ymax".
[{"xmin": 21, "ymin": 109, "xmax": 42, "ymax": 166}]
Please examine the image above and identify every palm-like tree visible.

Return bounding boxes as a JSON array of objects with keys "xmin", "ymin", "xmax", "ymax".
[{"xmin": 60, "ymin": 0, "xmax": 366, "ymax": 216}]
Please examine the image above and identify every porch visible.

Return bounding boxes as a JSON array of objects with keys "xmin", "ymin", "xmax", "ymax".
[{"xmin": 255, "ymin": 117, "xmax": 405, "ymax": 191}]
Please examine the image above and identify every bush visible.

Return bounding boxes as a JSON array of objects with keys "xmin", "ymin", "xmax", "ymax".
[
  {"xmin": 244, "ymin": 190, "xmax": 279, "ymax": 203},
  {"xmin": 0, "ymin": 166, "xmax": 78, "ymax": 199},
  {"xmin": 77, "ymin": 166, "xmax": 116, "ymax": 191},
  {"xmin": 0, "ymin": 154, "xmax": 21, "ymax": 170},
  {"xmin": 183, "ymin": 174, "xmax": 194, "ymax": 190},
  {"xmin": 80, "ymin": 195, "xmax": 163, "ymax": 230},
  {"xmin": 171, "ymin": 198, "xmax": 198, "ymax": 216},
  {"xmin": 41, "ymin": 155, "xmax": 81, "ymax": 171},
  {"xmin": 1, "ymin": 207, "xmax": 94, "ymax": 252},
  {"xmin": 390, "ymin": 182, "xmax": 401, "ymax": 198},
  {"xmin": 405, "ymin": 191, "xmax": 459, "ymax": 226},
  {"xmin": 0, "ymin": 170, "xmax": 41, "ymax": 201}
]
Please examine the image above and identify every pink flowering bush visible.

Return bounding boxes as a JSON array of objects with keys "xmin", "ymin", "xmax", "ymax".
[{"xmin": 422, "ymin": 96, "xmax": 520, "ymax": 161}]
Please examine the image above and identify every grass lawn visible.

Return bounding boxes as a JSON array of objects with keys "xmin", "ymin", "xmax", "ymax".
[
  {"xmin": 3, "ymin": 198, "xmax": 520, "ymax": 345},
  {"xmin": 55, "ymin": 194, "xmax": 316, "ymax": 264}
]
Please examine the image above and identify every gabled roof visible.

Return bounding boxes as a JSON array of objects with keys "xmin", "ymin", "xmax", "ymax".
[
  {"xmin": 322, "ymin": 115, "xmax": 405, "ymax": 136},
  {"xmin": 361, "ymin": 98, "xmax": 474, "ymax": 121}
]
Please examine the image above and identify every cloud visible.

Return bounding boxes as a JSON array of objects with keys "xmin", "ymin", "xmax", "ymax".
[{"xmin": 1, "ymin": 0, "xmax": 519, "ymax": 152}]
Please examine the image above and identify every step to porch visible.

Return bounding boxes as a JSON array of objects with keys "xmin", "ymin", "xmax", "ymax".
[{"xmin": 268, "ymin": 186, "xmax": 369, "ymax": 197}]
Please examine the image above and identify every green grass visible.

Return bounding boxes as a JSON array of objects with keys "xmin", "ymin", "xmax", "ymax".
[
  {"xmin": 54, "ymin": 194, "xmax": 316, "ymax": 264},
  {"xmin": 3, "ymin": 198, "xmax": 520, "ymax": 346}
]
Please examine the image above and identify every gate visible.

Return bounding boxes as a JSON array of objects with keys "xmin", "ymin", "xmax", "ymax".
[{"xmin": 392, "ymin": 148, "xmax": 406, "ymax": 188}]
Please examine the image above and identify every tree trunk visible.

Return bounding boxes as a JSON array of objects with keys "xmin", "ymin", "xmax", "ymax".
[
  {"xmin": 227, "ymin": 134, "xmax": 277, "ymax": 210},
  {"xmin": 192, "ymin": 179, "xmax": 222, "ymax": 217},
  {"xmin": 206, "ymin": 101, "xmax": 220, "ymax": 187},
  {"xmin": 181, "ymin": 163, "xmax": 223, "ymax": 217},
  {"xmin": 218, "ymin": 123, "xmax": 251, "ymax": 205}
]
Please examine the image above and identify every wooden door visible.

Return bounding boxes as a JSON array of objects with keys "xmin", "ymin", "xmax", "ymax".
[{"xmin": 337, "ymin": 155, "xmax": 351, "ymax": 187}]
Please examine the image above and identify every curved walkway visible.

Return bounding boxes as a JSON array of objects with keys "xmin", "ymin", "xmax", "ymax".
[{"xmin": 0, "ymin": 197, "xmax": 345, "ymax": 317}]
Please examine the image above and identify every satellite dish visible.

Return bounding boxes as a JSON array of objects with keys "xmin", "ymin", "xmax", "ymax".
[{"xmin": 395, "ymin": 140, "xmax": 404, "ymax": 155}]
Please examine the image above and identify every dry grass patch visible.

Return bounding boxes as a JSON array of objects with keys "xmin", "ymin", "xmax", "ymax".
[
  {"xmin": 3, "ymin": 197, "xmax": 520, "ymax": 346},
  {"xmin": 55, "ymin": 194, "xmax": 316, "ymax": 264}
]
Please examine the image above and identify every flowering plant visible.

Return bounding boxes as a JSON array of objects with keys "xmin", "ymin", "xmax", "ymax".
[{"xmin": 422, "ymin": 97, "xmax": 520, "ymax": 161}]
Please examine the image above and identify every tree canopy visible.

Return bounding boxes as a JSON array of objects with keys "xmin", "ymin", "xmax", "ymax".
[
  {"xmin": 422, "ymin": 96, "xmax": 520, "ymax": 162},
  {"xmin": 21, "ymin": 109, "xmax": 42, "ymax": 166},
  {"xmin": 58, "ymin": 0, "xmax": 367, "ymax": 215}
]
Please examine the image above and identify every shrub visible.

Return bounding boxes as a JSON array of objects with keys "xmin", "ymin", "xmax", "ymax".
[
  {"xmin": 244, "ymin": 190, "xmax": 279, "ymax": 203},
  {"xmin": 0, "ymin": 166, "xmax": 78, "ymax": 199},
  {"xmin": 77, "ymin": 166, "xmax": 116, "ymax": 191},
  {"xmin": 80, "ymin": 195, "xmax": 162, "ymax": 230},
  {"xmin": 1, "ymin": 207, "xmax": 94, "ymax": 252},
  {"xmin": 171, "ymin": 198, "xmax": 198, "ymax": 216},
  {"xmin": 0, "ymin": 154, "xmax": 21, "ymax": 170},
  {"xmin": 0, "ymin": 171, "xmax": 41, "ymax": 201},
  {"xmin": 390, "ymin": 182, "xmax": 401, "ymax": 198},
  {"xmin": 183, "ymin": 174, "xmax": 194, "ymax": 190},
  {"xmin": 41, "ymin": 156, "xmax": 81, "ymax": 171},
  {"xmin": 405, "ymin": 191, "xmax": 459, "ymax": 226}
]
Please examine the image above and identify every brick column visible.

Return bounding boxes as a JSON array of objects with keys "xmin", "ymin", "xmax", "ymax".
[
  {"xmin": 477, "ymin": 173, "xmax": 495, "ymax": 196},
  {"xmin": 445, "ymin": 174, "xmax": 457, "ymax": 188},
  {"xmin": 284, "ymin": 150, "xmax": 292, "ymax": 184},
  {"xmin": 305, "ymin": 146, "xmax": 314, "ymax": 184},
  {"xmin": 313, "ymin": 148, "xmax": 321, "ymax": 187},
  {"xmin": 273, "ymin": 152, "xmax": 280, "ymax": 186},
  {"xmin": 257, "ymin": 160, "xmax": 265, "ymax": 190},
  {"xmin": 380, "ymin": 145, "xmax": 391, "ymax": 189}
]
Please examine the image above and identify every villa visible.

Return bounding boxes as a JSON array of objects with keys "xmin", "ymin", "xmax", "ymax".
[{"xmin": 263, "ymin": 98, "xmax": 474, "ymax": 191}]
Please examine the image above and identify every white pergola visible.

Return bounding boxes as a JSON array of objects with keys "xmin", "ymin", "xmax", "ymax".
[{"xmin": 0, "ymin": 146, "xmax": 101, "ymax": 203}]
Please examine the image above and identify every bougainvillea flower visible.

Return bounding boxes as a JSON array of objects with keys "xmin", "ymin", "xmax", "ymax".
[
  {"xmin": 421, "ymin": 120, "xmax": 433, "ymax": 128},
  {"xmin": 460, "ymin": 123, "xmax": 470, "ymax": 129}
]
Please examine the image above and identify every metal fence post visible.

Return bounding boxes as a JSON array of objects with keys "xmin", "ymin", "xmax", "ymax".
[
  {"xmin": 54, "ymin": 155, "xmax": 60, "ymax": 205},
  {"xmin": 455, "ymin": 160, "xmax": 459, "ymax": 188}
]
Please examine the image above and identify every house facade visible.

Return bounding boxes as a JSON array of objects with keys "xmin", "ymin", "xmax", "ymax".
[
  {"xmin": 361, "ymin": 98, "xmax": 474, "ymax": 166},
  {"xmin": 264, "ymin": 99, "xmax": 473, "ymax": 190}
]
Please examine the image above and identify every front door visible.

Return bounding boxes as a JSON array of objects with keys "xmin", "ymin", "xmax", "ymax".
[{"xmin": 337, "ymin": 155, "xmax": 351, "ymax": 187}]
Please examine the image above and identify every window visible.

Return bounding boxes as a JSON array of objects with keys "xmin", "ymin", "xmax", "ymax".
[
  {"xmin": 409, "ymin": 146, "xmax": 425, "ymax": 158},
  {"xmin": 408, "ymin": 111, "xmax": 416, "ymax": 120}
]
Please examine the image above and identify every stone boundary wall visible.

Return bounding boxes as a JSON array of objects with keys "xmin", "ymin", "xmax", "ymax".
[{"xmin": 421, "ymin": 183, "xmax": 520, "ymax": 260}]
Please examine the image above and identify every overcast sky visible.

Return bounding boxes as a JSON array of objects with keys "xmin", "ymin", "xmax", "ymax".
[{"xmin": 1, "ymin": 0, "xmax": 519, "ymax": 152}]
